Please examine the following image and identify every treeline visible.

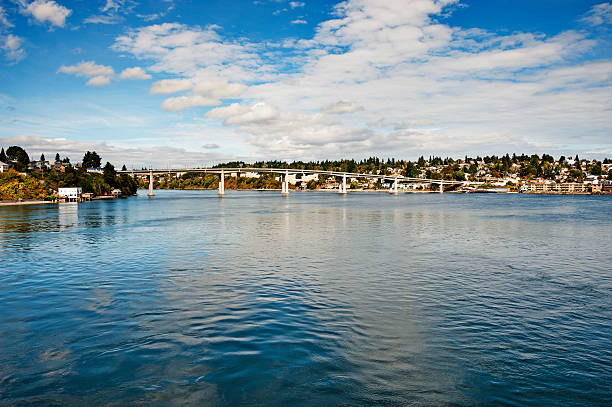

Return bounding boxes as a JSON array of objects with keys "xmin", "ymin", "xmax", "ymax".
[
  {"xmin": 211, "ymin": 153, "xmax": 611, "ymax": 181},
  {"xmin": 144, "ymin": 172, "xmax": 283, "ymax": 190},
  {"xmin": 0, "ymin": 146, "xmax": 138, "ymax": 200}
]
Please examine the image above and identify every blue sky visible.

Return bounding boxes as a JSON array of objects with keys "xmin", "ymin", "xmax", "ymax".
[{"xmin": 0, "ymin": 0, "xmax": 610, "ymax": 167}]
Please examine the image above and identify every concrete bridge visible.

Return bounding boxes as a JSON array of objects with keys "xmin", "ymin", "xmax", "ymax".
[{"xmin": 118, "ymin": 167, "xmax": 464, "ymax": 197}]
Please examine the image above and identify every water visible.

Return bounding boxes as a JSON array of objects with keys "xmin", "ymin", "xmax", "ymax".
[{"xmin": 1, "ymin": 190, "xmax": 610, "ymax": 406}]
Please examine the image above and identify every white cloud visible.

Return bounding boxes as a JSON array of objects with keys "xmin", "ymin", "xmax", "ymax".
[
  {"xmin": 580, "ymin": 3, "xmax": 612, "ymax": 26},
  {"xmin": 207, "ymin": 102, "xmax": 279, "ymax": 125},
  {"xmin": 24, "ymin": 0, "xmax": 72, "ymax": 28},
  {"xmin": 109, "ymin": 0, "xmax": 612, "ymax": 159},
  {"xmin": 322, "ymin": 100, "xmax": 363, "ymax": 114},
  {"xmin": 119, "ymin": 66, "xmax": 152, "ymax": 80},
  {"xmin": 290, "ymin": 2, "xmax": 305, "ymax": 8},
  {"xmin": 0, "ymin": 134, "xmax": 236, "ymax": 168},
  {"xmin": 291, "ymin": 19, "xmax": 307, "ymax": 24},
  {"xmin": 83, "ymin": 14, "xmax": 123, "ymax": 24},
  {"xmin": 84, "ymin": 0, "xmax": 136, "ymax": 25},
  {"xmin": 2, "ymin": 34, "xmax": 26, "ymax": 63},
  {"xmin": 202, "ymin": 143, "xmax": 220, "ymax": 149},
  {"xmin": 58, "ymin": 61, "xmax": 114, "ymax": 86},
  {"xmin": 1, "ymin": 6, "xmax": 26, "ymax": 63},
  {"xmin": 0, "ymin": 5, "xmax": 13, "ymax": 28},
  {"xmin": 206, "ymin": 102, "xmax": 376, "ymax": 157},
  {"xmin": 152, "ymin": 79, "xmax": 247, "ymax": 111},
  {"xmin": 86, "ymin": 75, "xmax": 111, "ymax": 86},
  {"xmin": 193, "ymin": 81, "xmax": 247, "ymax": 99},
  {"xmin": 161, "ymin": 95, "xmax": 221, "ymax": 111},
  {"xmin": 112, "ymin": 23, "xmax": 267, "ymax": 81},
  {"xmin": 58, "ymin": 61, "xmax": 115, "ymax": 77},
  {"xmin": 102, "ymin": 0, "xmax": 124, "ymax": 13},
  {"xmin": 150, "ymin": 78, "xmax": 193, "ymax": 94}
]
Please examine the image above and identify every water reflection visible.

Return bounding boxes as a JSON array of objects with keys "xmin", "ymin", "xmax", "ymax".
[{"xmin": 0, "ymin": 191, "xmax": 611, "ymax": 406}]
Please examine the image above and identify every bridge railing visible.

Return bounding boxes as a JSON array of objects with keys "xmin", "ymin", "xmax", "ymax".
[{"xmin": 118, "ymin": 167, "xmax": 464, "ymax": 185}]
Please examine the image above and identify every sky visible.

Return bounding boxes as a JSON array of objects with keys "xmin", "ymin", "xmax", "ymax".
[{"xmin": 0, "ymin": 0, "xmax": 611, "ymax": 168}]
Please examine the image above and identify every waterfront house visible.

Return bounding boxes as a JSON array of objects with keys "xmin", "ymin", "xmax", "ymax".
[
  {"xmin": 0, "ymin": 161, "xmax": 9, "ymax": 172},
  {"xmin": 111, "ymin": 189, "xmax": 121, "ymax": 197},
  {"xmin": 58, "ymin": 187, "xmax": 83, "ymax": 202},
  {"xmin": 521, "ymin": 182, "xmax": 591, "ymax": 194}
]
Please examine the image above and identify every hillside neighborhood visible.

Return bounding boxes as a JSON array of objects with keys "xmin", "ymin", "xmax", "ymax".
[
  {"xmin": 0, "ymin": 146, "xmax": 137, "ymax": 202},
  {"xmin": 137, "ymin": 154, "xmax": 612, "ymax": 194},
  {"xmin": 1, "ymin": 146, "xmax": 612, "ymax": 201}
]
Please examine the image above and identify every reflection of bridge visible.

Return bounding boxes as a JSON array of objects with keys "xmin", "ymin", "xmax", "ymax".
[{"xmin": 119, "ymin": 168, "xmax": 464, "ymax": 197}]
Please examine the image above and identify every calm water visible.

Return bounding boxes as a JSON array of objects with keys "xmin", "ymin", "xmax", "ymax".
[{"xmin": 0, "ymin": 190, "xmax": 610, "ymax": 406}]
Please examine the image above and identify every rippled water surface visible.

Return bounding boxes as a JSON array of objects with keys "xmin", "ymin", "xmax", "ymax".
[{"xmin": 1, "ymin": 190, "xmax": 611, "ymax": 406}]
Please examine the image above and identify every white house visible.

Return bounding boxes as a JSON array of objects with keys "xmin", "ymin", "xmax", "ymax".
[
  {"xmin": 0, "ymin": 161, "xmax": 9, "ymax": 172},
  {"xmin": 58, "ymin": 187, "xmax": 83, "ymax": 201}
]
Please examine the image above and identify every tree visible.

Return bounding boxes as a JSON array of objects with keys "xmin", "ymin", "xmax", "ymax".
[
  {"xmin": 40, "ymin": 153, "xmax": 45, "ymax": 162},
  {"xmin": 6, "ymin": 146, "xmax": 30, "ymax": 171},
  {"xmin": 121, "ymin": 164, "xmax": 127, "ymax": 171},
  {"xmin": 103, "ymin": 162, "xmax": 116, "ymax": 187},
  {"xmin": 82, "ymin": 151, "xmax": 101, "ymax": 169},
  {"xmin": 404, "ymin": 162, "xmax": 419, "ymax": 178},
  {"xmin": 589, "ymin": 161, "xmax": 602, "ymax": 176},
  {"xmin": 0, "ymin": 148, "xmax": 6, "ymax": 163},
  {"xmin": 55, "ymin": 153, "xmax": 60, "ymax": 162}
]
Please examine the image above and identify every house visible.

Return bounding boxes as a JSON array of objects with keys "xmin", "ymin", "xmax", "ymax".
[
  {"xmin": 111, "ymin": 189, "xmax": 122, "ymax": 197},
  {"xmin": 58, "ymin": 187, "xmax": 83, "ymax": 202},
  {"xmin": 53, "ymin": 160, "xmax": 68, "ymax": 172},
  {"xmin": 86, "ymin": 168, "xmax": 103, "ymax": 174},
  {"xmin": 28, "ymin": 159, "xmax": 50, "ymax": 171},
  {"xmin": 521, "ymin": 182, "xmax": 591, "ymax": 194},
  {"xmin": 0, "ymin": 161, "xmax": 9, "ymax": 172}
]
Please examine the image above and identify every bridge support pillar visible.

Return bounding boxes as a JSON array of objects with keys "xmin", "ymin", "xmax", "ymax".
[
  {"xmin": 439, "ymin": 182, "xmax": 443, "ymax": 193},
  {"xmin": 389, "ymin": 178, "xmax": 398, "ymax": 194},
  {"xmin": 218, "ymin": 170, "xmax": 225, "ymax": 197},
  {"xmin": 147, "ymin": 171, "xmax": 155, "ymax": 197},
  {"xmin": 281, "ymin": 170, "xmax": 289, "ymax": 196},
  {"xmin": 339, "ymin": 175, "xmax": 347, "ymax": 194}
]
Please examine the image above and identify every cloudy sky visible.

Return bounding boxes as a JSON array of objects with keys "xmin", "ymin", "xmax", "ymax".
[{"xmin": 0, "ymin": 0, "xmax": 611, "ymax": 167}]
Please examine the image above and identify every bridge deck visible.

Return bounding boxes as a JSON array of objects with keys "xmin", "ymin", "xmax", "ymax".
[{"xmin": 118, "ymin": 167, "xmax": 463, "ymax": 185}]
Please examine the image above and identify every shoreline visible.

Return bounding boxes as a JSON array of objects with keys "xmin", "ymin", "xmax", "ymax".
[
  {"xmin": 0, "ymin": 195, "xmax": 130, "ymax": 207},
  {"xmin": 0, "ymin": 200, "xmax": 54, "ymax": 207},
  {"xmin": 142, "ymin": 188, "xmax": 611, "ymax": 196}
]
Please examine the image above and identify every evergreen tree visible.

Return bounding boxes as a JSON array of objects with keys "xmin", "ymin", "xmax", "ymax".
[
  {"xmin": 40, "ymin": 153, "xmax": 45, "ymax": 162},
  {"xmin": 103, "ymin": 162, "xmax": 116, "ymax": 187},
  {"xmin": 82, "ymin": 151, "xmax": 102, "ymax": 168},
  {"xmin": 0, "ymin": 147, "xmax": 6, "ymax": 163},
  {"xmin": 55, "ymin": 153, "xmax": 60, "ymax": 162},
  {"xmin": 121, "ymin": 164, "xmax": 127, "ymax": 171}
]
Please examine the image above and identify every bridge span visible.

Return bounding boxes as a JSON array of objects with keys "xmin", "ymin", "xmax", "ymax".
[{"xmin": 118, "ymin": 167, "xmax": 464, "ymax": 197}]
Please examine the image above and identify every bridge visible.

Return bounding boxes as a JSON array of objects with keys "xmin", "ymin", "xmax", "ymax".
[{"xmin": 118, "ymin": 167, "xmax": 464, "ymax": 197}]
